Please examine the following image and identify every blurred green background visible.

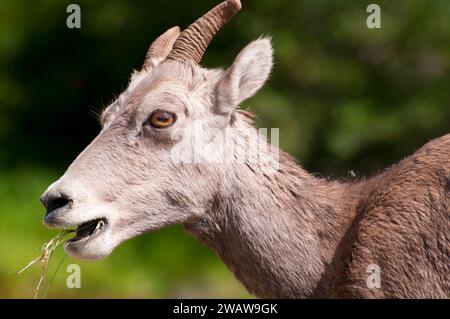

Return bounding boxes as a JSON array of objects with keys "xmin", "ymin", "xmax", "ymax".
[{"xmin": 0, "ymin": 0, "xmax": 449, "ymax": 298}]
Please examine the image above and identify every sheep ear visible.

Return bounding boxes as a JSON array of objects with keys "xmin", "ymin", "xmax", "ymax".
[{"xmin": 215, "ymin": 37, "xmax": 273, "ymax": 115}]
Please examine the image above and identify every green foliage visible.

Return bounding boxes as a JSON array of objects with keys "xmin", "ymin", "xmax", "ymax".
[{"xmin": 0, "ymin": 0, "xmax": 449, "ymax": 297}]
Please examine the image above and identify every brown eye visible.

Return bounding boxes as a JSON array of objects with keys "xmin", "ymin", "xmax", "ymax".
[{"xmin": 148, "ymin": 111, "xmax": 176, "ymax": 129}]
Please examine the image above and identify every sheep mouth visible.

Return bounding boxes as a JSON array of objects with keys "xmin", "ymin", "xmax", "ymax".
[{"xmin": 67, "ymin": 218, "xmax": 107, "ymax": 243}]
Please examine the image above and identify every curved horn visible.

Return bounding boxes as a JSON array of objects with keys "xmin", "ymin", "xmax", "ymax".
[
  {"xmin": 166, "ymin": 0, "xmax": 242, "ymax": 64},
  {"xmin": 142, "ymin": 26, "xmax": 181, "ymax": 70}
]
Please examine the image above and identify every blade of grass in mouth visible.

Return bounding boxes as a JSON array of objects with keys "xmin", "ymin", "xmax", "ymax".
[
  {"xmin": 16, "ymin": 220, "xmax": 106, "ymax": 298},
  {"xmin": 16, "ymin": 219, "xmax": 102, "ymax": 298},
  {"xmin": 83, "ymin": 219, "xmax": 104, "ymax": 247},
  {"xmin": 16, "ymin": 230, "xmax": 73, "ymax": 298},
  {"xmin": 16, "ymin": 220, "xmax": 105, "ymax": 298}
]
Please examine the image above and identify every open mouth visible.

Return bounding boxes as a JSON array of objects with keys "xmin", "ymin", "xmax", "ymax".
[{"xmin": 67, "ymin": 218, "xmax": 107, "ymax": 243}]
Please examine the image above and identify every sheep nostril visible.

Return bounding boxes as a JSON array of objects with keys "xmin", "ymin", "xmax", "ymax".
[{"xmin": 42, "ymin": 192, "xmax": 72, "ymax": 215}]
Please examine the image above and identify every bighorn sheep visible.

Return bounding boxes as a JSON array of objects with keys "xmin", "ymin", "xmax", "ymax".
[{"xmin": 40, "ymin": 0, "xmax": 449, "ymax": 298}]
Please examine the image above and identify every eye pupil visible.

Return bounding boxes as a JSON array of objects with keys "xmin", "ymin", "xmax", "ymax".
[
  {"xmin": 148, "ymin": 111, "xmax": 176, "ymax": 128},
  {"xmin": 158, "ymin": 115, "xmax": 169, "ymax": 122}
]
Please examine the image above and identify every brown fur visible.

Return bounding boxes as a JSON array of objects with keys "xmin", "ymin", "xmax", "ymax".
[{"xmin": 185, "ymin": 135, "xmax": 450, "ymax": 298}]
